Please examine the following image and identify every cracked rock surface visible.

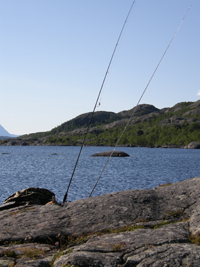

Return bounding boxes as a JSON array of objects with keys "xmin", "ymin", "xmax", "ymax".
[{"xmin": 0, "ymin": 177, "xmax": 200, "ymax": 266}]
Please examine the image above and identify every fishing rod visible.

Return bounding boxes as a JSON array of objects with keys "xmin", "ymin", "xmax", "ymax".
[
  {"xmin": 63, "ymin": 0, "xmax": 136, "ymax": 203},
  {"xmin": 89, "ymin": 5, "xmax": 191, "ymax": 198}
]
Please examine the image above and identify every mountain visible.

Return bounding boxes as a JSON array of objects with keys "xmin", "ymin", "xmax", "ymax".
[
  {"xmin": 0, "ymin": 124, "xmax": 18, "ymax": 139},
  {"xmin": 0, "ymin": 100, "xmax": 200, "ymax": 147},
  {"xmin": 0, "ymin": 124, "xmax": 12, "ymax": 136}
]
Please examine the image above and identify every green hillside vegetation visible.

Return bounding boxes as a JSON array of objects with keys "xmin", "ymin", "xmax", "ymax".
[{"xmin": 1, "ymin": 100, "xmax": 200, "ymax": 147}]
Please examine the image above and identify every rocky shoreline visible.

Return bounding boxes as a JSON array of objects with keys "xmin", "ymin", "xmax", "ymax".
[
  {"xmin": 1, "ymin": 177, "xmax": 200, "ymax": 266},
  {"xmin": 0, "ymin": 141, "xmax": 200, "ymax": 149}
]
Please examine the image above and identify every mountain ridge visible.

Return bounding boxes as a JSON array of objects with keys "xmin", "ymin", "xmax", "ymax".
[
  {"xmin": 0, "ymin": 124, "xmax": 11, "ymax": 136},
  {"xmin": 0, "ymin": 100, "xmax": 200, "ymax": 147},
  {"xmin": 0, "ymin": 124, "xmax": 19, "ymax": 139}
]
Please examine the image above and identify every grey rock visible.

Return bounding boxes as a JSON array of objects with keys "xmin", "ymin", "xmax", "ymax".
[
  {"xmin": 0, "ymin": 259, "xmax": 15, "ymax": 267},
  {"xmin": 15, "ymin": 258, "xmax": 51, "ymax": 267},
  {"xmin": 91, "ymin": 151, "xmax": 130, "ymax": 157},
  {"xmin": 54, "ymin": 250, "xmax": 122, "ymax": 267},
  {"xmin": 185, "ymin": 141, "xmax": 200, "ymax": 149},
  {"xmin": 1, "ymin": 177, "xmax": 200, "ymax": 266},
  {"xmin": 0, "ymin": 243, "xmax": 55, "ymax": 267},
  {"xmin": 54, "ymin": 222, "xmax": 189, "ymax": 266},
  {"xmin": 123, "ymin": 243, "xmax": 200, "ymax": 267}
]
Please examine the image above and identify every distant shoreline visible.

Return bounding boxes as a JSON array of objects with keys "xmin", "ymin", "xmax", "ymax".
[{"xmin": 0, "ymin": 142, "xmax": 200, "ymax": 149}]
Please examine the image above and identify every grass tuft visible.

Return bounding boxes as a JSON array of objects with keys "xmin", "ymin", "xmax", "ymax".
[
  {"xmin": 163, "ymin": 209, "xmax": 186, "ymax": 220},
  {"xmin": 5, "ymin": 250, "xmax": 17, "ymax": 258},
  {"xmin": 158, "ymin": 183, "xmax": 172, "ymax": 187},
  {"xmin": 188, "ymin": 232, "xmax": 200, "ymax": 245}
]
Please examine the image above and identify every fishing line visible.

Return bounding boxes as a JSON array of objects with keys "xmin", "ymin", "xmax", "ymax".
[
  {"xmin": 89, "ymin": 5, "xmax": 191, "ymax": 198},
  {"xmin": 63, "ymin": 0, "xmax": 136, "ymax": 203}
]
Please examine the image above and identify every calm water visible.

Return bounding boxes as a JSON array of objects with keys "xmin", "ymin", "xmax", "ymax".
[{"xmin": 0, "ymin": 146, "xmax": 200, "ymax": 204}]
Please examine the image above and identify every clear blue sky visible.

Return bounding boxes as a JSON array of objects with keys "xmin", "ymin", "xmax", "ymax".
[{"xmin": 0, "ymin": 0, "xmax": 199, "ymax": 135}]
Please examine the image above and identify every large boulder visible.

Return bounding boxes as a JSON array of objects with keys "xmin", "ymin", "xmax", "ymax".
[
  {"xmin": 3, "ymin": 187, "xmax": 55, "ymax": 209},
  {"xmin": 185, "ymin": 142, "xmax": 200, "ymax": 149}
]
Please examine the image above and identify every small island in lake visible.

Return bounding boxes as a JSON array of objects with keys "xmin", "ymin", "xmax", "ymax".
[{"xmin": 91, "ymin": 151, "xmax": 130, "ymax": 157}]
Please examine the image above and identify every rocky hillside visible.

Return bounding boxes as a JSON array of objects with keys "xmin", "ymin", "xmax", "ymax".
[{"xmin": 1, "ymin": 100, "xmax": 200, "ymax": 147}]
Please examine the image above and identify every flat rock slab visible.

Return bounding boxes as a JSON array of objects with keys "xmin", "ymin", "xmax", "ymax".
[
  {"xmin": 54, "ymin": 224, "xmax": 200, "ymax": 267},
  {"xmin": 0, "ymin": 243, "xmax": 55, "ymax": 267},
  {"xmin": 91, "ymin": 151, "xmax": 130, "ymax": 157},
  {"xmin": 1, "ymin": 177, "xmax": 200, "ymax": 266}
]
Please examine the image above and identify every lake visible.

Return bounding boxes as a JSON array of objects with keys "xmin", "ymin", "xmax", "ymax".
[{"xmin": 0, "ymin": 146, "xmax": 200, "ymax": 204}]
